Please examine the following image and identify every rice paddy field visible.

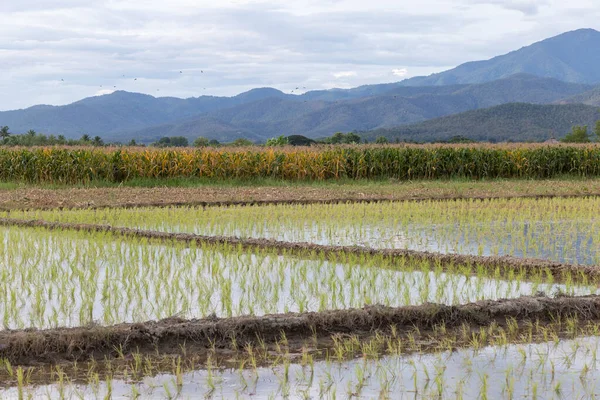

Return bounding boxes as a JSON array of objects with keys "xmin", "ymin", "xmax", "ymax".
[
  {"xmin": 11, "ymin": 196, "xmax": 600, "ymax": 264},
  {"xmin": 4, "ymin": 193, "xmax": 600, "ymax": 399}
]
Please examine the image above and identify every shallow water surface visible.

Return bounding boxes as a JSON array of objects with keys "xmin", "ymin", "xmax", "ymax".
[
  {"xmin": 4, "ymin": 336, "xmax": 600, "ymax": 399},
  {"xmin": 15, "ymin": 196, "xmax": 600, "ymax": 264},
  {"xmin": 1, "ymin": 227, "xmax": 593, "ymax": 330}
]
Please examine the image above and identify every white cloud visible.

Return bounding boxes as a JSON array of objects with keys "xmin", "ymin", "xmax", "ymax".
[
  {"xmin": 333, "ymin": 71, "xmax": 357, "ymax": 79},
  {"xmin": 391, "ymin": 68, "xmax": 408, "ymax": 77},
  {"xmin": 94, "ymin": 89, "xmax": 116, "ymax": 96},
  {"xmin": 0, "ymin": 0, "xmax": 599, "ymax": 110}
]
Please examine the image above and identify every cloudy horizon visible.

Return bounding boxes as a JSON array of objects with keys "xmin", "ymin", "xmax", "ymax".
[{"xmin": 1, "ymin": 0, "xmax": 599, "ymax": 111}]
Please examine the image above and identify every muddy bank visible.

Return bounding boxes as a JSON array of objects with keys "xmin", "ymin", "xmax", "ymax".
[
  {"xmin": 6, "ymin": 192, "xmax": 600, "ymax": 212},
  {"xmin": 2, "ymin": 294, "xmax": 600, "ymax": 366},
  {"xmin": 0, "ymin": 217, "xmax": 597, "ymax": 282}
]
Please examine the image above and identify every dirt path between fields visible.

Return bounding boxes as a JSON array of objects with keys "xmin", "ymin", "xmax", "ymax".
[
  {"xmin": 7, "ymin": 192, "xmax": 600, "ymax": 212},
  {"xmin": 1, "ymin": 178, "xmax": 600, "ymax": 210},
  {"xmin": 1, "ymin": 295, "xmax": 600, "ymax": 367}
]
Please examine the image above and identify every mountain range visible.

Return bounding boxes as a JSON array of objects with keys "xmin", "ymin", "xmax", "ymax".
[
  {"xmin": 365, "ymin": 103, "xmax": 600, "ymax": 143},
  {"xmin": 1, "ymin": 28, "xmax": 600, "ymax": 143}
]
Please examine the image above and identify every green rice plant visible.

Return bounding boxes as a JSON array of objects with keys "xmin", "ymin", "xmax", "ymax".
[
  {"xmin": 19, "ymin": 196, "xmax": 600, "ymax": 266},
  {"xmin": 0, "ymin": 225, "xmax": 586, "ymax": 331}
]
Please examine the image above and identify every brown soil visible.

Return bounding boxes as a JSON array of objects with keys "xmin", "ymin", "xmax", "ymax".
[
  {"xmin": 0, "ymin": 217, "xmax": 596, "ymax": 282},
  {"xmin": 1, "ymin": 178, "xmax": 600, "ymax": 210},
  {"xmin": 1, "ymin": 294, "xmax": 600, "ymax": 367}
]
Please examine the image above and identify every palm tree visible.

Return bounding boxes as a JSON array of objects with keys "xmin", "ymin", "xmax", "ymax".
[
  {"xmin": 92, "ymin": 136, "xmax": 104, "ymax": 146},
  {"xmin": 80, "ymin": 134, "xmax": 91, "ymax": 142},
  {"xmin": 27, "ymin": 129, "xmax": 36, "ymax": 137}
]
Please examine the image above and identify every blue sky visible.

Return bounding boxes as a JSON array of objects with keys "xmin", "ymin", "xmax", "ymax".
[{"xmin": 1, "ymin": 0, "xmax": 599, "ymax": 110}]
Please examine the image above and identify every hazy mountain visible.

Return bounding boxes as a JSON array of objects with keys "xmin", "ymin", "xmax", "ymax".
[
  {"xmin": 0, "ymin": 88, "xmax": 290, "ymax": 138},
  {"xmin": 124, "ymin": 74, "xmax": 594, "ymax": 142},
  {"xmin": 401, "ymin": 29, "xmax": 600, "ymax": 86},
  {"xmin": 1, "ymin": 26, "xmax": 599, "ymax": 144},
  {"xmin": 558, "ymin": 86, "xmax": 600, "ymax": 106},
  {"xmin": 364, "ymin": 103, "xmax": 600, "ymax": 143}
]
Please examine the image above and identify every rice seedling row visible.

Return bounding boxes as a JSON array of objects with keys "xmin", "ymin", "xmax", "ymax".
[
  {"xmin": 4, "ymin": 195, "xmax": 600, "ymax": 397},
  {"xmin": 4, "ymin": 295, "xmax": 600, "ymax": 398},
  {"xmin": 3, "ymin": 226, "xmax": 593, "ymax": 333},
  {"xmin": 5, "ymin": 336, "xmax": 600, "ymax": 399},
  {"xmin": 20, "ymin": 196, "xmax": 600, "ymax": 265},
  {"xmin": 0, "ymin": 216, "xmax": 597, "ymax": 291}
]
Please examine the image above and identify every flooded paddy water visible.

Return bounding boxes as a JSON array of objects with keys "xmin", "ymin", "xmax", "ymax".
[
  {"xmin": 3, "ymin": 336, "xmax": 600, "ymax": 399},
  {"xmin": 12, "ymin": 196, "xmax": 600, "ymax": 265},
  {"xmin": 3, "ymin": 196, "xmax": 600, "ymax": 398}
]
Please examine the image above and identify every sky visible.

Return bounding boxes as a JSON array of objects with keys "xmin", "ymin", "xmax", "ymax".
[{"xmin": 1, "ymin": 0, "xmax": 599, "ymax": 111}]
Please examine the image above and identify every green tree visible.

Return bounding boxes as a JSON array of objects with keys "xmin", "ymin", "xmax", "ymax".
[
  {"xmin": 595, "ymin": 121, "xmax": 600, "ymax": 141},
  {"xmin": 265, "ymin": 135, "xmax": 288, "ymax": 146},
  {"xmin": 208, "ymin": 139, "xmax": 220, "ymax": 147},
  {"xmin": 169, "ymin": 136, "xmax": 189, "ymax": 147},
  {"xmin": 92, "ymin": 136, "xmax": 104, "ymax": 146},
  {"xmin": 80, "ymin": 134, "xmax": 91, "ymax": 142},
  {"xmin": 375, "ymin": 136, "xmax": 389, "ymax": 144},
  {"xmin": 326, "ymin": 132, "xmax": 361, "ymax": 144},
  {"xmin": 27, "ymin": 129, "xmax": 36, "ymax": 137},
  {"xmin": 329, "ymin": 132, "xmax": 345, "ymax": 144},
  {"xmin": 128, "ymin": 139, "xmax": 137, "ymax": 146},
  {"xmin": 154, "ymin": 136, "xmax": 189, "ymax": 147},
  {"xmin": 0, "ymin": 126, "xmax": 10, "ymax": 140},
  {"xmin": 561, "ymin": 125, "xmax": 590, "ymax": 143},
  {"xmin": 231, "ymin": 138, "xmax": 253, "ymax": 146},
  {"xmin": 193, "ymin": 137, "xmax": 210, "ymax": 147}
]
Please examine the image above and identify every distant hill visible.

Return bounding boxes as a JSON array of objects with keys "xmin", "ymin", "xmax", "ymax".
[
  {"xmin": 2, "ymin": 26, "xmax": 600, "ymax": 145},
  {"xmin": 559, "ymin": 86, "xmax": 600, "ymax": 106},
  {"xmin": 401, "ymin": 29, "xmax": 600, "ymax": 86},
  {"xmin": 122, "ymin": 75, "xmax": 593, "ymax": 142},
  {"xmin": 364, "ymin": 103, "xmax": 600, "ymax": 143},
  {"xmin": 0, "ymin": 88, "xmax": 290, "ymax": 139}
]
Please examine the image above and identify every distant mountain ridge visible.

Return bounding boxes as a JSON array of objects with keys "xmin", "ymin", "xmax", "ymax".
[
  {"xmin": 0, "ymin": 74, "xmax": 593, "ymax": 143},
  {"xmin": 401, "ymin": 29, "xmax": 600, "ymax": 86},
  {"xmin": 364, "ymin": 103, "xmax": 600, "ymax": 143},
  {"xmin": 1, "ymin": 28, "xmax": 600, "ymax": 143}
]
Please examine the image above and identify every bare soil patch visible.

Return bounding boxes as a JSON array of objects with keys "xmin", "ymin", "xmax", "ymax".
[{"xmin": 1, "ymin": 178, "xmax": 600, "ymax": 210}]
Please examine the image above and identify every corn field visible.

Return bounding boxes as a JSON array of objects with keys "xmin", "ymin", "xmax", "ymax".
[{"xmin": 2, "ymin": 144, "xmax": 600, "ymax": 183}]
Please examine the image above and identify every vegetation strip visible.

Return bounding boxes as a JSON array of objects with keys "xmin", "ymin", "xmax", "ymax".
[
  {"xmin": 0, "ymin": 217, "xmax": 596, "ymax": 281},
  {"xmin": 5, "ymin": 145, "xmax": 600, "ymax": 184},
  {"xmin": 2, "ymin": 294, "xmax": 600, "ymax": 366},
  {"xmin": 8, "ymin": 192, "xmax": 600, "ymax": 212}
]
